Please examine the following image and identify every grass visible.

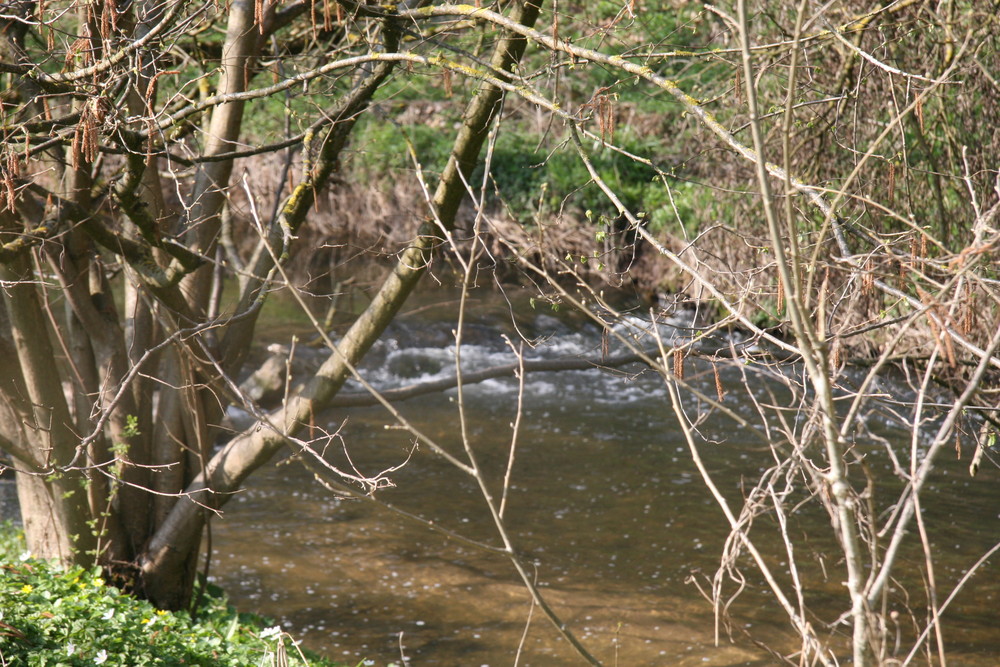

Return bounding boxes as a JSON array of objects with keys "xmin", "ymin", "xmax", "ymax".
[{"xmin": 0, "ymin": 521, "xmax": 352, "ymax": 667}]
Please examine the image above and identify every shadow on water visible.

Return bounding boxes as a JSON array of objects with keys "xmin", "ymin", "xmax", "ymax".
[{"xmin": 199, "ymin": 289, "xmax": 1000, "ymax": 664}]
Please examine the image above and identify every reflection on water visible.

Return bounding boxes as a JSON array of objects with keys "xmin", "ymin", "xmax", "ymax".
[{"xmin": 209, "ymin": 290, "xmax": 1000, "ymax": 665}]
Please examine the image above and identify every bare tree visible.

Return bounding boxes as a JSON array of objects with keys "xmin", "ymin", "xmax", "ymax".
[{"xmin": 486, "ymin": 2, "xmax": 998, "ymax": 664}]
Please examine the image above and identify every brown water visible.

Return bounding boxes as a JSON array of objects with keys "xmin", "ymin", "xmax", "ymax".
[{"xmin": 208, "ymin": 291, "xmax": 1000, "ymax": 665}]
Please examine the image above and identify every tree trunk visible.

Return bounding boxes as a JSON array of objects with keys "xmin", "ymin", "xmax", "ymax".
[
  {"xmin": 1, "ymin": 258, "xmax": 97, "ymax": 564},
  {"xmin": 138, "ymin": 0, "xmax": 544, "ymax": 609}
]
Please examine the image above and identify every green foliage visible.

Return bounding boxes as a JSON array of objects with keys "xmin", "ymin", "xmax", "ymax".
[
  {"xmin": 350, "ymin": 119, "xmax": 455, "ymax": 177},
  {"xmin": 122, "ymin": 415, "xmax": 140, "ymax": 439},
  {"xmin": 0, "ymin": 522, "xmax": 345, "ymax": 667},
  {"xmin": 350, "ymin": 110, "xmax": 715, "ymax": 237},
  {"xmin": 487, "ymin": 131, "xmax": 677, "ymax": 225},
  {"xmin": 749, "ymin": 300, "xmax": 782, "ymax": 330}
]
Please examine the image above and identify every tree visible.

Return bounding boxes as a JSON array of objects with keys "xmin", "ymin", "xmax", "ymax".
[
  {"xmin": 1, "ymin": 0, "xmax": 998, "ymax": 664},
  {"xmin": 0, "ymin": 0, "xmax": 545, "ymax": 608}
]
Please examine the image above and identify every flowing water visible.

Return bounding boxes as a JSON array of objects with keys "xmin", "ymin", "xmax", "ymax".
[{"xmin": 203, "ymin": 289, "xmax": 997, "ymax": 665}]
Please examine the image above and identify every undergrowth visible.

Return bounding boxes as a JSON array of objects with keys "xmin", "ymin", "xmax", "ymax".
[{"xmin": 0, "ymin": 521, "xmax": 350, "ymax": 667}]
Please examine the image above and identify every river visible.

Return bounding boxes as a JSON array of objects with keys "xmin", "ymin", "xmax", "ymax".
[{"xmin": 206, "ymin": 287, "xmax": 999, "ymax": 665}]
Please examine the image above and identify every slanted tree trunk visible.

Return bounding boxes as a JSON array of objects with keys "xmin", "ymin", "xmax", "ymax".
[
  {"xmin": 1, "ymin": 0, "xmax": 541, "ymax": 609},
  {"xmin": 138, "ymin": 0, "xmax": 544, "ymax": 609}
]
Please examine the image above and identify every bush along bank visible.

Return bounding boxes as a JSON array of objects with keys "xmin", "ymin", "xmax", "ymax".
[{"xmin": 0, "ymin": 522, "xmax": 346, "ymax": 667}]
